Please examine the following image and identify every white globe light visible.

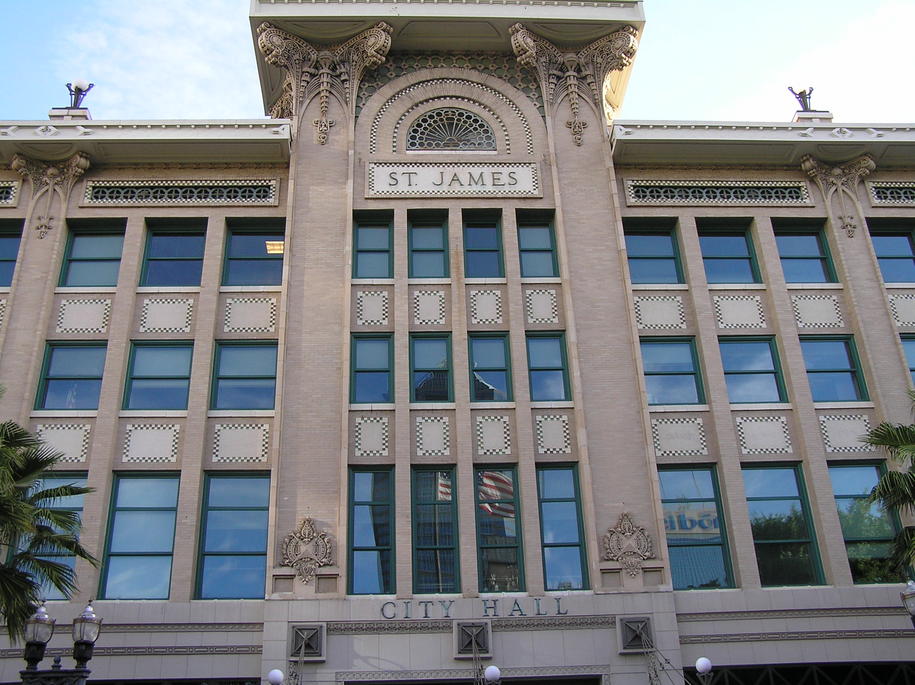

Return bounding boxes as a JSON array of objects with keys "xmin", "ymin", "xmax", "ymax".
[
  {"xmin": 695, "ymin": 657, "xmax": 712, "ymax": 674},
  {"xmin": 72, "ymin": 79, "xmax": 91, "ymax": 92},
  {"xmin": 483, "ymin": 665, "xmax": 501, "ymax": 682},
  {"xmin": 267, "ymin": 669, "xmax": 285, "ymax": 685}
]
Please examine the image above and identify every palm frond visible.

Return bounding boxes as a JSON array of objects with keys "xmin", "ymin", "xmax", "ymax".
[
  {"xmin": 869, "ymin": 470, "xmax": 915, "ymax": 516},
  {"xmin": 0, "ymin": 564, "xmax": 42, "ymax": 644},
  {"xmin": 861, "ymin": 422, "xmax": 915, "ymax": 465}
]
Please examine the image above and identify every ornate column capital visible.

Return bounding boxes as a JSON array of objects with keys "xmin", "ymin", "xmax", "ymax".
[
  {"xmin": 801, "ymin": 154, "xmax": 875, "ymax": 237},
  {"xmin": 10, "ymin": 152, "xmax": 90, "ymax": 238},
  {"xmin": 256, "ymin": 21, "xmax": 393, "ymax": 144},
  {"xmin": 510, "ymin": 23, "xmax": 638, "ymax": 146}
]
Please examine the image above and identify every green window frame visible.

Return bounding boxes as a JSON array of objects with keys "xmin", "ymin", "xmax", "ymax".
[
  {"xmin": 222, "ymin": 221, "xmax": 285, "ymax": 286},
  {"xmin": 869, "ymin": 225, "xmax": 915, "ymax": 283},
  {"xmin": 463, "ymin": 216, "xmax": 504, "ymax": 278},
  {"xmin": 412, "ymin": 467, "xmax": 459, "ymax": 593},
  {"xmin": 351, "ymin": 335, "xmax": 393, "ymax": 404},
  {"xmin": 902, "ymin": 335, "xmax": 915, "ymax": 386},
  {"xmin": 140, "ymin": 221, "xmax": 206, "ymax": 287},
  {"xmin": 526, "ymin": 333, "xmax": 570, "ymax": 401},
  {"xmin": 36, "ymin": 342, "xmax": 107, "ymax": 410},
  {"xmin": 211, "ymin": 341, "xmax": 277, "ymax": 410},
  {"xmin": 698, "ymin": 227, "xmax": 760, "ymax": 284},
  {"xmin": 624, "ymin": 222, "xmax": 683, "ymax": 285},
  {"xmin": 517, "ymin": 223, "xmax": 558, "ymax": 278},
  {"xmin": 410, "ymin": 334, "xmax": 452, "ymax": 402},
  {"xmin": 799, "ymin": 336, "xmax": 868, "ymax": 402},
  {"xmin": 475, "ymin": 467, "xmax": 524, "ymax": 592},
  {"xmin": 719, "ymin": 337, "xmax": 786, "ymax": 404},
  {"xmin": 828, "ymin": 462, "xmax": 905, "ymax": 584},
  {"xmin": 469, "ymin": 333, "xmax": 512, "ymax": 402},
  {"xmin": 348, "ymin": 468, "xmax": 395, "ymax": 594},
  {"xmin": 0, "ymin": 219, "xmax": 23, "ymax": 288},
  {"xmin": 100, "ymin": 474, "xmax": 179, "ymax": 599},
  {"xmin": 742, "ymin": 464, "xmax": 823, "ymax": 586},
  {"xmin": 774, "ymin": 225, "xmax": 835, "ymax": 284},
  {"xmin": 354, "ymin": 221, "xmax": 393, "ymax": 279},
  {"xmin": 640, "ymin": 337, "xmax": 704, "ymax": 405},
  {"xmin": 536, "ymin": 464, "xmax": 588, "ymax": 590},
  {"xmin": 60, "ymin": 225, "xmax": 125, "ymax": 287},
  {"xmin": 123, "ymin": 341, "xmax": 193, "ymax": 410},
  {"xmin": 659, "ymin": 466, "xmax": 733, "ymax": 590},
  {"xmin": 33, "ymin": 473, "xmax": 87, "ymax": 601},
  {"xmin": 197, "ymin": 474, "xmax": 270, "ymax": 599},
  {"xmin": 409, "ymin": 214, "xmax": 448, "ymax": 278}
]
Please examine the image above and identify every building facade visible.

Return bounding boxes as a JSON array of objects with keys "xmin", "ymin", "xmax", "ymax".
[{"xmin": 0, "ymin": 1, "xmax": 914, "ymax": 683}]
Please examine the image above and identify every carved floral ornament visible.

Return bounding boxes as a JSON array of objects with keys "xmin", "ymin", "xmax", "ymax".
[
  {"xmin": 256, "ymin": 21, "xmax": 393, "ymax": 144},
  {"xmin": 10, "ymin": 152, "xmax": 90, "ymax": 238},
  {"xmin": 281, "ymin": 517, "xmax": 334, "ymax": 584},
  {"xmin": 602, "ymin": 512, "xmax": 654, "ymax": 577},
  {"xmin": 510, "ymin": 23, "xmax": 638, "ymax": 146},
  {"xmin": 801, "ymin": 154, "xmax": 875, "ymax": 238}
]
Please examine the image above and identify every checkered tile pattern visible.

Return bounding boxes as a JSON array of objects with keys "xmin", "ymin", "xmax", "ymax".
[
  {"xmin": 818, "ymin": 414, "xmax": 872, "ymax": 453},
  {"xmin": 534, "ymin": 414, "xmax": 571, "ymax": 455},
  {"xmin": 224, "ymin": 297, "xmax": 278, "ymax": 333},
  {"xmin": 35, "ymin": 424, "xmax": 91, "ymax": 463},
  {"xmin": 353, "ymin": 416, "xmax": 390, "ymax": 457},
  {"xmin": 469, "ymin": 289, "xmax": 503, "ymax": 325},
  {"xmin": 413, "ymin": 290, "xmax": 446, "ymax": 325},
  {"xmin": 475, "ymin": 415, "xmax": 512, "ymax": 456},
  {"xmin": 56, "ymin": 298, "xmax": 111, "ymax": 334},
  {"xmin": 713, "ymin": 295, "xmax": 766, "ymax": 329},
  {"xmin": 415, "ymin": 415, "xmax": 451, "ymax": 457},
  {"xmin": 650, "ymin": 417, "xmax": 708, "ymax": 457},
  {"xmin": 735, "ymin": 415, "xmax": 791, "ymax": 455},
  {"xmin": 212, "ymin": 423, "xmax": 270, "ymax": 463},
  {"xmin": 123, "ymin": 424, "xmax": 180, "ymax": 463},
  {"xmin": 140, "ymin": 298, "xmax": 194, "ymax": 333},
  {"xmin": 356, "ymin": 290, "xmax": 389, "ymax": 326},
  {"xmin": 791, "ymin": 294, "xmax": 844, "ymax": 328},
  {"xmin": 525, "ymin": 289, "xmax": 559, "ymax": 324},
  {"xmin": 888, "ymin": 293, "xmax": 915, "ymax": 327},
  {"xmin": 633, "ymin": 295, "xmax": 686, "ymax": 330}
]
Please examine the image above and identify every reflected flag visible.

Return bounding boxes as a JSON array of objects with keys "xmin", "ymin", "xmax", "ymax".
[
  {"xmin": 478, "ymin": 470, "xmax": 515, "ymax": 518},
  {"xmin": 436, "ymin": 471, "xmax": 452, "ymax": 501}
]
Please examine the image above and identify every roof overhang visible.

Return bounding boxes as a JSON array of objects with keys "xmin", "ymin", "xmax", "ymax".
[{"xmin": 612, "ymin": 121, "xmax": 915, "ymax": 169}]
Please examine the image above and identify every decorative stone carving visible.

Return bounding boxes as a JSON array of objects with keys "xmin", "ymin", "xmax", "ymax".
[
  {"xmin": 510, "ymin": 23, "xmax": 638, "ymax": 145},
  {"xmin": 10, "ymin": 152, "xmax": 90, "ymax": 238},
  {"xmin": 801, "ymin": 154, "xmax": 875, "ymax": 238},
  {"xmin": 602, "ymin": 512, "xmax": 654, "ymax": 577},
  {"xmin": 281, "ymin": 518, "xmax": 334, "ymax": 585},
  {"xmin": 256, "ymin": 22, "xmax": 393, "ymax": 143}
]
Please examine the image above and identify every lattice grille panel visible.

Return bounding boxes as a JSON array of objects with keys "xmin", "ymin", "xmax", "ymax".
[
  {"xmin": 84, "ymin": 179, "xmax": 278, "ymax": 205},
  {"xmin": 869, "ymin": 181, "xmax": 915, "ymax": 206},
  {"xmin": 407, "ymin": 108, "xmax": 496, "ymax": 150},
  {"xmin": 0, "ymin": 181, "xmax": 18, "ymax": 206},
  {"xmin": 625, "ymin": 180, "xmax": 809, "ymax": 206}
]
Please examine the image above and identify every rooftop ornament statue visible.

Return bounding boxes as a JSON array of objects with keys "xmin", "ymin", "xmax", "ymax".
[
  {"xmin": 66, "ymin": 79, "xmax": 94, "ymax": 109},
  {"xmin": 789, "ymin": 86, "xmax": 814, "ymax": 112}
]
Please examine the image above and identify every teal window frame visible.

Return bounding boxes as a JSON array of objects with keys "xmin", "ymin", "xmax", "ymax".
[
  {"xmin": 517, "ymin": 222, "xmax": 559, "ymax": 278},
  {"xmin": 348, "ymin": 468, "xmax": 395, "ymax": 594},
  {"xmin": 902, "ymin": 335, "xmax": 915, "ymax": 386},
  {"xmin": 354, "ymin": 221, "xmax": 393, "ymax": 279},
  {"xmin": 868, "ymin": 223, "xmax": 915, "ymax": 283},
  {"xmin": 536, "ymin": 464, "xmax": 588, "ymax": 591},
  {"xmin": 526, "ymin": 332, "xmax": 570, "ymax": 401},
  {"xmin": 799, "ymin": 336, "xmax": 868, "ymax": 402},
  {"xmin": 351, "ymin": 334, "xmax": 393, "ymax": 404},
  {"xmin": 659, "ymin": 466, "xmax": 733, "ymax": 590},
  {"xmin": 35, "ymin": 342, "xmax": 107, "ymax": 410},
  {"xmin": 742, "ymin": 464, "xmax": 824, "ymax": 587},
  {"xmin": 408, "ymin": 214, "xmax": 448, "ymax": 279},
  {"xmin": 59, "ymin": 224, "xmax": 125, "ymax": 287},
  {"xmin": 468, "ymin": 333, "xmax": 513, "ymax": 402},
  {"xmin": 624, "ymin": 221, "xmax": 683, "ymax": 285},
  {"xmin": 463, "ymin": 215, "xmax": 504, "ymax": 278},
  {"xmin": 32, "ymin": 473, "xmax": 87, "ymax": 601},
  {"xmin": 196, "ymin": 473, "xmax": 270, "ymax": 599},
  {"xmin": 0, "ymin": 219, "xmax": 23, "ymax": 288},
  {"xmin": 123, "ymin": 341, "xmax": 193, "ymax": 410},
  {"xmin": 774, "ymin": 225, "xmax": 836, "ymax": 284},
  {"xmin": 698, "ymin": 226, "xmax": 760, "ymax": 284},
  {"xmin": 211, "ymin": 341, "xmax": 277, "ymax": 410},
  {"xmin": 640, "ymin": 337, "xmax": 705, "ymax": 405},
  {"xmin": 140, "ymin": 221, "xmax": 206, "ymax": 287},
  {"xmin": 100, "ymin": 473, "xmax": 179, "ymax": 599},
  {"xmin": 411, "ymin": 466, "xmax": 460, "ymax": 593},
  {"xmin": 221, "ymin": 221, "xmax": 285, "ymax": 286},
  {"xmin": 828, "ymin": 462, "xmax": 906, "ymax": 584},
  {"xmin": 410, "ymin": 334, "xmax": 453, "ymax": 402},
  {"xmin": 475, "ymin": 466, "xmax": 524, "ymax": 592},
  {"xmin": 719, "ymin": 336, "xmax": 786, "ymax": 404}
]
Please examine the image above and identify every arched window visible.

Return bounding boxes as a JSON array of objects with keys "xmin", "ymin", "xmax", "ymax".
[{"xmin": 406, "ymin": 108, "xmax": 496, "ymax": 151}]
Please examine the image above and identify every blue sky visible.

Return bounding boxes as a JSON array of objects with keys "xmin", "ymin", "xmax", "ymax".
[{"xmin": 2, "ymin": 0, "xmax": 912, "ymax": 123}]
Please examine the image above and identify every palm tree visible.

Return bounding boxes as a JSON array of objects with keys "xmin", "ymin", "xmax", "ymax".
[
  {"xmin": 0, "ymin": 420, "xmax": 97, "ymax": 643},
  {"xmin": 861, "ymin": 391, "xmax": 915, "ymax": 573}
]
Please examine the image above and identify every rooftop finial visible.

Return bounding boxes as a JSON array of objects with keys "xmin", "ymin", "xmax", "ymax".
[
  {"xmin": 789, "ymin": 86, "xmax": 814, "ymax": 112},
  {"xmin": 66, "ymin": 80, "xmax": 94, "ymax": 108}
]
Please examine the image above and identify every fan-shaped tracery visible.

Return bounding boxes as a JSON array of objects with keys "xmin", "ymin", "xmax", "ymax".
[{"xmin": 406, "ymin": 108, "xmax": 497, "ymax": 151}]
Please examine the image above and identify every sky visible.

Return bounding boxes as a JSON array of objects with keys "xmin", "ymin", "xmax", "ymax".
[{"xmin": 2, "ymin": 0, "xmax": 913, "ymax": 124}]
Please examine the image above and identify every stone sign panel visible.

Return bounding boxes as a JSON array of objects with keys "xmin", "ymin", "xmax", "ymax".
[{"xmin": 367, "ymin": 162, "xmax": 541, "ymax": 198}]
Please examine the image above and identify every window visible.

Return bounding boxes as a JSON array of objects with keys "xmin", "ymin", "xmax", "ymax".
[
  {"xmin": 140, "ymin": 221, "xmax": 206, "ymax": 286},
  {"xmin": 60, "ymin": 227, "xmax": 124, "ymax": 287},
  {"xmin": 742, "ymin": 465, "xmax": 822, "ymax": 586},
  {"xmin": 719, "ymin": 337, "xmax": 785, "ymax": 403},
  {"xmin": 354, "ymin": 222, "xmax": 392, "ymax": 279},
  {"xmin": 409, "ymin": 212, "xmax": 448, "ymax": 278},
  {"xmin": 536, "ymin": 465, "xmax": 587, "ymax": 590},
  {"xmin": 351, "ymin": 335, "xmax": 392, "ymax": 403},
  {"xmin": 869, "ymin": 227, "xmax": 915, "ymax": 283},
  {"xmin": 624, "ymin": 223, "xmax": 682, "ymax": 284},
  {"xmin": 698, "ymin": 228, "xmax": 759, "ymax": 284},
  {"xmin": 640, "ymin": 338, "xmax": 703, "ymax": 405},
  {"xmin": 212, "ymin": 342, "xmax": 277, "ymax": 409},
  {"xmin": 526, "ymin": 334, "xmax": 569, "ymax": 401},
  {"xmin": 124, "ymin": 342, "xmax": 193, "ymax": 410},
  {"xmin": 36, "ymin": 343, "xmax": 107, "ymax": 410},
  {"xmin": 774, "ymin": 226, "xmax": 834, "ymax": 283},
  {"xmin": 101, "ymin": 475, "xmax": 179, "ymax": 599},
  {"xmin": 411, "ymin": 335, "xmax": 452, "ymax": 402},
  {"xmin": 659, "ymin": 467, "xmax": 732, "ymax": 590},
  {"xmin": 902, "ymin": 336, "xmax": 915, "ymax": 386},
  {"xmin": 0, "ymin": 220, "xmax": 22, "ymax": 287},
  {"xmin": 34, "ymin": 474, "xmax": 87, "ymax": 601},
  {"xmin": 518, "ymin": 223, "xmax": 558, "ymax": 278},
  {"xmin": 799, "ymin": 337, "xmax": 867, "ymax": 402},
  {"xmin": 412, "ymin": 468, "xmax": 459, "ymax": 593},
  {"xmin": 828, "ymin": 463, "xmax": 904, "ymax": 584},
  {"xmin": 469, "ymin": 334, "xmax": 512, "ymax": 402},
  {"xmin": 198, "ymin": 474, "xmax": 270, "ymax": 599},
  {"xmin": 222, "ymin": 222, "xmax": 284, "ymax": 286},
  {"xmin": 406, "ymin": 108, "xmax": 496, "ymax": 150},
  {"xmin": 476, "ymin": 467, "xmax": 523, "ymax": 592},
  {"xmin": 463, "ymin": 214, "xmax": 503, "ymax": 278},
  {"xmin": 349, "ymin": 469, "xmax": 394, "ymax": 594}
]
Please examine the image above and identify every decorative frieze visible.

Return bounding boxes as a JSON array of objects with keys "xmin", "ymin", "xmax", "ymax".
[
  {"xmin": 84, "ymin": 179, "xmax": 278, "ymax": 206},
  {"xmin": 281, "ymin": 518, "xmax": 333, "ymax": 585},
  {"xmin": 625, "ymin": 179, "xmax": 810, "ymax": 206},
  {"xmin": 867, "ymin": 181, "xmax": 915, "ymax": 206},
  {"xmin": 11, "ymin": 152, "xmax": 90, "ymax": 238},
  {"xmin": 602, "ymin": 512, "xmax": 654, "ymax": 577},
  {"xmin": 801, "ymin": 154, "xmax": 875, "ymax": 238}
]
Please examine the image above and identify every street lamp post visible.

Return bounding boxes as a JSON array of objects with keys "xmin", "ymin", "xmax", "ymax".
[
  {"xmin": 694, "ymin": 657, "xmax": 713, "ymax": 685},
  {"xmin": 19, "ymin": 603, "xmax": 102, "ymax": 685},
  {"xmin": 901, "ymin": 580, "xmax": 915, "ymax": 630}
]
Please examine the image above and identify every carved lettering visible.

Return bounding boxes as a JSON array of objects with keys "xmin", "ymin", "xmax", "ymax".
[
  {"xmin": 438, "ymin": 600, "xmax": 454, "ymax": 618},
  {"xmin": 381, "ymin": 601, "xmax": 396, "ymax": 619},
  {"xmin": 509, "ymin": 600, "xmax": 527, "ymax": 617},
  {"xmin": 534, "ymin": 598, "xmax": 548, "ymax": 616},
  {"xmin": 481, "ymin": 599, "xmax": 500, "ymax": 617},
  {"xmin": 418, "ymin": 600, "xmax": 433, "ymax": 618},
  {"xmin": 369, "ymin": 163, "xmax": 540, "ymax": 198},
  {"xmin": 555, "ymin": 597, "xmax": 568, "ymax": 615}
]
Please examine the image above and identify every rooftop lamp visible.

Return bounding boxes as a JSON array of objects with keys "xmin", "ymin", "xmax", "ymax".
[{"xmin": 66, "ymin": 79, "xmax": 94, "ymax": 108}]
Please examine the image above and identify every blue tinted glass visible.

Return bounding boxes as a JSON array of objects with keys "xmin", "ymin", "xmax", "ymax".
[
  {"xmin": 629, "ymin": 259, "xmax": 679, "ymax": 284},
  {"xmin": 116, "ymin": 477, "xmax": 179, "ymax": 507},
  {"xmin": 782, "ymin": 258, "xmax": 829, "ymax": 283},
  {"xmin": 411, "ymin": 226, "xmax": 444, "ymax": 250},
  {"xmin": 134, "ymin": 346, "xmax": 192, "ymax": 375},
  {"xmin": 110, "ymin": 510, "xmax": 176, "ymax": 552},
  {"xmin": 704, "ymin": 259, "xmax": 755, "ymax": 283},
  {"xmin": 104, "ymin": 556, "xmax": 171, "ymax": 599},
  {"xmin": 543, "ymin": 547, "xmax": 583, "ymax": 590},
  {"xmin": 353, "ymin": 471, "xmax": 389, "ymax": 501},
  {"xmin": 527, "ymin": 337, "xmax": 562, "ymax": 367},
  {"xmin": 529, "ymin": 370, "xmax": 566, "ymax": 400},
  {"xmin": 725, "ymin": 374, "xmax": 780, "ymax": 403},
  {"xmin": 414, "ymin": 507, "xmax": 456, "ymax": 544},
  {"xmin": 144, "ymin": 260, "xmax": 203, "ymax": 286},
  {"xmin": 353, "ymin": 505, "xmax": 390, "ymax": 547},
  {"xmin": 659, "ymin": 469, "xmax": 715, "ymax": 500},
  {"xmin": 43, "ymin": 380, "xmax": 101, "ymax": 409},
  {"xmin": 902, "ymin": 338, "xmax": 915, "ymax": 367},
  {"xmin": 720, "ymin": 342, "xmax": 775, "ymax": 371},
  {"xmin": 126, "ymin": 378, "xmax": 189, "ymax": 409},
  {"xmin": 871, "ymin": 234, "xmax": 913, "ymax": 255},
  {"xmin": 645, "ymin": 375, "xmax": 700, "ymax": 404},
  {"xmin": 414, "ymin": 549, "xmax": 456, "ymax": 592},
  {"xmin": 352, "ymin": 550, "xmax": 392, "ymax": 593},
  {"xmin": 0, "ymin": 262, "xmax": 14, "ymax": 287},
  {"xmin": 626, "ymin": 233, "xmax": 674, "ymax": 257},
  {"xmin": 472, "ymin": 371, "xmax": 509, "ymax": 400},
  {"xmin": 411, "ymin": 252, "xmax": 446, "ymax": 278},
  {"xmin": 808, "ymin": 373, "xmax": 860, "ymax": 401},
  {"xmin": 48, "ymin": 346, "xmax": 106, "ymax": 376},
  {"xmin": 357, "ymin": 227, "xmax": 389, "ymax": 249},
  {"xmin": 471, "ymin": 338, "xmax": 506, "ymax": 368},
  {"xmin": 465, "ymin": 226, "xmax": 499, "ymax": 249},
  {"xmin": 224, "ymin": 259, "xmax": 282, "ymax": 285},
  {"xmin": 776, "ymin": 234, "xmax": 821, "ymax": 257},
  {"xmin": 204, "ymin": 510, "xmax": 268, "ymax": 552},
  {"xmin": 878, "ymin": 259, "xmax": 915, "ymax": 282},
  {"xmin": 518, "ymin": 227, "xmax": 552, "ymax": 249},
  {"xmin": 520, "ymin": 252, "xmax": 556, "ymax": 277},
  {"xmin": 413, "ymin": 371, "xmax": 449, "ymax": 401},
  {"xmin": 538, "ymin": 468, "xmax": 574, "ymax": 499},
  {"xmin": 700, "ymin": 234, "xmax": 749, "ymax": 257},
  {"xmin": 356, "ymin": 252, "xmax": 390, "ymax": 278},
  {"xmin": 353, "ymin": 372, "xmax": 390, "ymax": 402},
  {"xmin": 70, "ymin": 234, "xmax": 123, "ymax": 259},
  {"xmin": 219, "ymin": 345, "xmax": 276, "ymax": 376},
  {"xmin": 148, "ymin": 233, "xmax": 205, "ymax": 258},
  {"xmin": 828, "ymin": 466, "xmax": 880, "ymax": 497},
  {"xmin": 0, "ymin": 235, "xmax": 21, "ymax": 260},
  {"xmin": 214, "ymin": 378, "xmax": 275, "ymax": 409},
  {"xmin": 413, "ymin": 338, "xmax": 448, "ymax": 368},
  {"xmin": 669, "ymin": 546, "xmax": 728, "ymax": 589},
  {"xmin": 742, "ymin": 468, "xmax": 799, "ymax": 498},
  {"xmin": 801, "ymin": 340, "xmax": 852, "ymax": 369},
  {"xmin": 37, "ymin": 477, "xmax": 87, "ymax": 508},
  {"xmin": 355, "ymin": 339, "xmax": 390, "ymax": 370},
  {"xmin": 541, "ymin": 502, "xmax": 580, "ymax": 543},
  {"xmin": 465, "ymin": 252, "xmax": 501, "ymax": 277},
  {"xmin": 199, "ymin": 555, "xmax": 265, "ymax": 599},
  {"xmin": 209, "ymin": 477, "xmax": 269, "ymax": 507},
  {"xmin": 641, "ymin": 342, "xmax": 694, "ymax": 373},
  {"xmin": 228, "ymin": 233, "xmax": 283, "ymax": 257},
  {"xmin": 64, "ymin": 260, "xmax": 121, "ymax": 286}
]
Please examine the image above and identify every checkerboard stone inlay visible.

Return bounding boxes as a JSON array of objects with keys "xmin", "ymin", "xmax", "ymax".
[
  {"xmin": 415, "ymin": 416, "xmax": 450, "ymax": 456},
  {"xmin": 356, "ymin": 290, "xmax": 389, "ymax": 326},
  {"xmin": 413, "ymin": 290, "xmax": 446, "ymax": 325},
  {"xmin": 469, "ymin": 289, "xmax": 503, "ymax": 325},
  {"xmin": 889, "ymin": 293, "xmax": 915, "ymax": 327},
  {"xmin": 475, "ymin": 415, "xmax": 512, "ymax": 456},
  {"xmin": 224, "ymin": 297, "xmax": 277, "ymax": 333},
  {"xmin": 123, "ymin": 424, "xmax": 180, "ymax": 463},
  {"xmin": 525, "ymin": 289, "xmax": 559, "ymax": 324},
  {"xmin": 713, "ymin": 295, "xmax": 766, "ymax": 329},
  {"xmin": 213, "ymin": 423, "xmax": 270, "ymax": 462},
  {"xmin": 35, "ymin": 424, "xmax": 91, "ymax": 463},
  {"xmin": 650, "ymin": 417, "xmax": 708, "ymax": 457},
  {"xmin": 634, "ymin": 295, "xmax": 686, "ymax": 330},
  {"xmin": 353, "ymin": 416, "xmax": 389, "ymax": 457},
  {"xmin": 57, "ymin": 298, "xmax": 111, "ymax": 334},
  {"xmin": 534, "ymin": 414, "xmax": 571, "ymax": 455},
  {"xmin": 735, "ymin": 415, "xmax": 791, "ymax": 455},
  {"xmin": 140, "ymin": 298, "xmax": 194, "ymax": 333},
  {"xmin": 0, "ymin": 299, "xmax": 6, "ymax": 330},
  {"xmin": 819, "ymin": 414, "xmax": 872, "ymax": 453},
  {"xmin": 791, "ymin": 294, "xmax": 843, "ymax": 328}
]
